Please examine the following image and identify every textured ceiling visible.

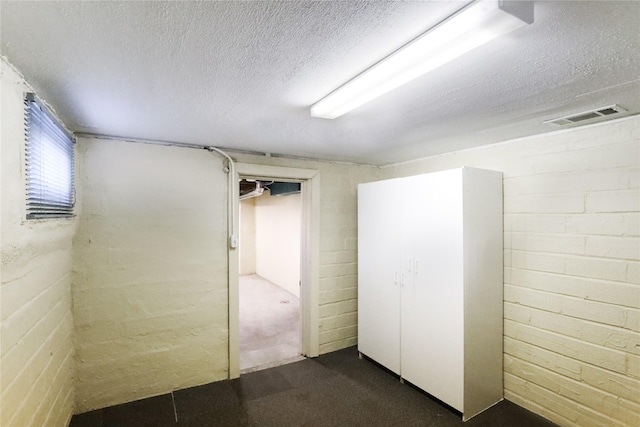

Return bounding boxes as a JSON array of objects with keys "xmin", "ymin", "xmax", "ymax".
[{"xmin": 1, "ymin": 1, "xmax": 639, "ymax": 165}]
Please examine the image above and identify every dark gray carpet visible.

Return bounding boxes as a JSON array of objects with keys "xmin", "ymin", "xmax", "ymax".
[{"xmin": 70, "ymin": 346, "xmax": 558, "ymax": 427}]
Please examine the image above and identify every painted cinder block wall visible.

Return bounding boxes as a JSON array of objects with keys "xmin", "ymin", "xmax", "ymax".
[
  {"xmin": 72, "ymin": 138, "xmax": 229, "ymax": 412},
  {"xmin": 229, "ymin": 153, "xmax": 381, "ymax": 354},
  {"xmin": 3, "ymin": 54, "xmax": 638, "ymax": 426},
  {"xmin": 255, "ymin": 191, "xmax": 302, "ymax": 297},
  {"xmin": 72, "ymin": 142, "xmax": 380, "ymax": 411},
  {"xmin": 0, "ymin": 60, "xmax": 76, "ymax": 427},
  {"xmin": 240, "ymin": 190, "xmax": 304, "ymax": 297},
  {"xmin": 382, "ymin": 115, "xmax": 640, "ymax": 427}
]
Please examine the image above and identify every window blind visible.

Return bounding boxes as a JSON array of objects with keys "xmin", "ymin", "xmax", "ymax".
[{"xmin": 24, "ymin": 93, "xmax": 75, "ymax": 219}]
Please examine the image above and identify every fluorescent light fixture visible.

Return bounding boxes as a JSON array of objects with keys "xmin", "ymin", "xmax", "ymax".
[{"xmin": 310, "ymin": 0, "xmax": 533, "ymax": 119}]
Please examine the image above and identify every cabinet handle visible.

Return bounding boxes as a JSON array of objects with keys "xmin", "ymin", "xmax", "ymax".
[
  {"xmin": 408, "ymin": 257, "xmax": 413, "ymax": 272},
  {"xmin": 394, "ymin": 270, "xmax": 399, "ymax": 286},
  {"xmin": 415, "ymin": 259, "xmax": 419, "ymax": 274},
  {"xmin": 400, "ymin": 272, "xmax": 405, "ymax": 287}
]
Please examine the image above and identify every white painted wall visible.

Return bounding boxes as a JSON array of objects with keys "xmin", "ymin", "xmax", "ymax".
[
  {"xmin": 5, "ymin": 53, "xmax": 636, "ymax": 427},
  {"xmin": 255, "ymin": 190, "xmax": 301, "ymax": 297},
  {"xmin": 71, "ymin": 140, "xmax": 379, "ymax": 410},
  {"xmin": 69, "ymin": 116, "xmax": 640, "ymax": 425},
  {"xmin": 231, "ymin": 154, "xmax": 381, "ymax": 354},
  {"xmin": 0, "ymin": 58, "xmax": 76, "ymax": 427},
  {"xmin": 6, "ymin": 43, "xmax": 636, "ymax": 427},
  {"xmin": 383, "ymin": 115, "xmax": 640, "ymax": 427},
  {"xmin": 72, "ymin": 138, "xmax": 229, "ymax": 412},
  {"xmin": 239, "ymin": 198, "xmax": 256, "ymax": 275}
]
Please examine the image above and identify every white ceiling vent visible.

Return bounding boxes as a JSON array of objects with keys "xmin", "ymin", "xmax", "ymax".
[{"xmin": 544, "ymin": 105, "xmax": 628, "ymax": 126}]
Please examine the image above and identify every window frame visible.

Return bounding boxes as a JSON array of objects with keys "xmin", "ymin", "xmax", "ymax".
[{"xmin": 24, "ymin": 92, "xmax": 76, "ymax": 220}]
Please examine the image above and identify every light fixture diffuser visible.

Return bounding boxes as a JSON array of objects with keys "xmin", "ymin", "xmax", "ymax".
[{"xmin": 310, "ymin": 0, "xmax": 533, "ymax": 119}]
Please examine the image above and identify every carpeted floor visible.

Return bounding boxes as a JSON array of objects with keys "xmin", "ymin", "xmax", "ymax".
[
  {"xmin": 69, "ymin": 346, "xmax": 558, "ymax": 427},
  {"xmin": 239, "ymin": 274, "xmax": 301, "ymax": 372}
]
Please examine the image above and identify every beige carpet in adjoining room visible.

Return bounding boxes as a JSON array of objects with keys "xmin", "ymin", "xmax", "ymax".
[{"xmin": 239, "ymin": 274, "xmax": 302, "ymax": 372}]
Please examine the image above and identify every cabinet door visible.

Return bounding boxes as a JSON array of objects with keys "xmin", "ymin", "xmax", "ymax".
[
  {"xmin": 400, "ymin": 170, "xmax": 464, "ymax": 410},
  {"xmin": 358, "ymin": 179, "xmax": 402, "ymax": 374}
]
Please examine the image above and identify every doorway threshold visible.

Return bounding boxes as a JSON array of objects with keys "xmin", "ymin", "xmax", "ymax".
[{"xmin": 240, "ymin": 355, "xmax": 306, "ymax": 375}]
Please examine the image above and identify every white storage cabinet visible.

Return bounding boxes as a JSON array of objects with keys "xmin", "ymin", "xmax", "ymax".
[{"xmin": 357, "ymin": 167, "xmax": 503, "ymax": 421}]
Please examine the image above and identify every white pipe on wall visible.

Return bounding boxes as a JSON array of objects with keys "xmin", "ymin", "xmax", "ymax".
[{"xmin": 206, "ymin": 146, "xmax": 238, "ymax": 250}]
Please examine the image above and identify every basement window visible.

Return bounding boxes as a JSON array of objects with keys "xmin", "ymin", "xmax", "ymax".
[{"xmin": 24, "ymin": 93, "xmax": 75, "ymax": 219}]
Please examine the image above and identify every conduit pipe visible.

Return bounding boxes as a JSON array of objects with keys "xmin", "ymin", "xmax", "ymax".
[
  {"xmin": 206, "ymin": 146, "xmax": 238, "ymax": 250},
  {"xmin": 74, "ymin": 135, "xmax": 241, "ymax": 249}
]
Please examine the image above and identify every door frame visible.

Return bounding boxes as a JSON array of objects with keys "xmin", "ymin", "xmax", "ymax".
[{"xmin": 229, "ymin": 163, "xmax": 320, "ymax": 378}]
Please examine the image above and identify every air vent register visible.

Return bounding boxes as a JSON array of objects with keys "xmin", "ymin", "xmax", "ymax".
[{"xmin": 544, "ymin": 105, "xmax": 628, "ymax": 126}]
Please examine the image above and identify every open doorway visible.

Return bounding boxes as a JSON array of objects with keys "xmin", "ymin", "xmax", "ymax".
[
  {"xmin": 229, "ymin": 162, "xmax": 320, "ymax": 379},
  {"xmin": 238, "ymin": 179, "xmax": 304, "ymax": 372}
]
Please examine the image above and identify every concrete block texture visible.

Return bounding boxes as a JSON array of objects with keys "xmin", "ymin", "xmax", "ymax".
[
  {"xmin": 1, "ymin": 59, "xmax": 76, "ymax": 427},
  {"xmin": 72, "ymin": 139, "xmax": 229, "ymax": 412},
  {"xmin": 71, "ymin": 143, "xmax": 380, "ymax": 412},
  {"xmin": 383, "ymin": 115, "xmax": 640, "ymax": 427},
  {"xmin": 3, "ymin": 53, "xmax": 638, "ymax": 426},
  {"xmin": 229, "ymin": 152, "xmax": 380, "ymax": 357}
]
